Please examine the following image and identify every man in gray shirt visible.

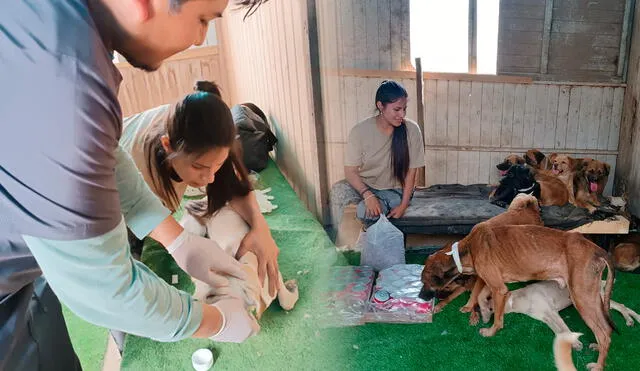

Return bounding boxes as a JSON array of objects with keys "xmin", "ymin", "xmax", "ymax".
[{"xmin": 0, "ymin": 1, "xmax": 274, "ymax": 369}]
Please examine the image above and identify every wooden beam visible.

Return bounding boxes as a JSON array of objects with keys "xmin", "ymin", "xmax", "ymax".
[
  {"xmin": 332, "ymin": 68, "xmax": 534, "ymax": 84},
  {"xmin": 423, "ymin": 145, "xmax": 619, "ymax": 156},
  {"xmin": 468, "ymin": 0, "xmax": 477, "ymax": 74},
  {"xmin": 540, "ymin": 0, "xmax": 554, "ymax": 74},
  {"xmin": 306, "ymin": 0, "xmax": 330, "ymax": 224},
  {"xmin": 415, "ymin": 57, "xmax": 426, "ymax": 187},
  {"xmin": 618, "ymin": 0, "xmax": 635, "ymax": 78}
]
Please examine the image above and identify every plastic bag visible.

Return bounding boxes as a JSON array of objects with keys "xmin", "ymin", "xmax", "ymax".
[
  {"xmin": 365, "ymin": 264, "xmax": 434, "ymax": 324},
  {"xmin": 254, "ymin": 188, "xmax": 278, "ymax": 213},
  {"xmin": 361, "ymin": 214, "xmax": 405, "ymax": 272},
  {"xmin": 323, "ymin": 265, "xmax": 375, "ymax": 327}
]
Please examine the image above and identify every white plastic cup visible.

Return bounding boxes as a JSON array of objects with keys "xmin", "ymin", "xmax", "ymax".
[{"xmin": 191, "ymin": 348, "xmax": 214, "ymax": 371}]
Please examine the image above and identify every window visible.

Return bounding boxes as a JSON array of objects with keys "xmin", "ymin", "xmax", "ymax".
[{"xmin": 410, "ymin": 0, "xmax": 499, "ymax": 74}]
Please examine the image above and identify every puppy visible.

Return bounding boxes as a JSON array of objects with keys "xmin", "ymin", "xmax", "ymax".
[
  {"xmin": 477, "ymin": 280, "xmax": 640, "ymax": 350},
  {"xmin": 180, "ymin": 199, "xmax": 299, "ymax": 319},
  {"xmin": 427, "ymin": 194, "xmax": 543, "ymax": 321},
  {"xmin": 574, "ymin": 158, "xmax": 611, "ymax": 213},
  {"xmin": 496, "ymin": 154, "xmax": 526, "ymax": 176},
  {"xmin": 420, "ymin": 224, "xmax": 616, "ymax": 371},
  {"xmin": 525, "ymin": 149, "xmax": 553, "ymax": 170}
]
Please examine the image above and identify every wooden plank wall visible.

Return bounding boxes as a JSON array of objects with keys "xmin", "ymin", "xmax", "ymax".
[
  {"xmin": 498, "ymin": 0, "xmax": 629, "ymax": 82},
  {"xmin": 116, "ymin": 46, "xmax": 228, "ymax": 117},
  {"xmin": 616, "ymin": 0, "xmax": 640, "ymax": 216},
  {"xmin": 216, "ymin": 0, "xmax": 324, "ymax": 218},
  {"xmin": 423, "ymin": 79, "xmax": 625, "ymax": 195}
]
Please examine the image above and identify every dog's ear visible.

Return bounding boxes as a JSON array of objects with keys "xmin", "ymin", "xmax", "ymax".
[
  {"xmin": 603, "ymin": 163, "xmax": 611, "ymax": 176},
  {"xmin": 576, "ymin": 159, "xmax": 590, "ymax": 173},
  {"xmin": 534, "ymin": 150, "xmax": 546, "ymax": 165},
  {"xmin": 525, "ymin": 150, "xmax": 539, "ymax": 166}
]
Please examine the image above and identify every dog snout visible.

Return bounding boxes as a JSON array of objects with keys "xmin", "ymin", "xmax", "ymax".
[{"xmin": 419, "ymin": 286, "xmax": 435, "ymax": 301}]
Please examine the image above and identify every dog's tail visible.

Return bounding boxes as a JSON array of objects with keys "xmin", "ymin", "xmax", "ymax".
[
  {"xmin": 601, "ymin": 254, "xmax": 619, "ymax": 334},
  {"xmin": 553, "ymin": 332, "xmax": 581, "ymax": 371}
]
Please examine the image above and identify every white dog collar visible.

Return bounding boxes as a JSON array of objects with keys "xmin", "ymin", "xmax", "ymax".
[
  {"xmin": 517, "ymin": 183, "xmax": 536, "ymax": 194},
  {"xmin": 445, "ymin": 241, "xmax": 463, "ymax": 273}
]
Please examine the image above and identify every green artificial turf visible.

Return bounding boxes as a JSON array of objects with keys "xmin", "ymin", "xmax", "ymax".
[
  {"xmin": 120, "ymin": 160, "xmax": 339, "ymax": 370},
  {"xmin": 62, "ymin": 305, "xmax": 109, "ymax": 371},
  {"xmin": 327, "ymin": 250, "xmax": 640, "ymax": 371}
]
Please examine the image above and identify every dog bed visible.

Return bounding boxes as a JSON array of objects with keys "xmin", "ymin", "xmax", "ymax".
[{"xmin": 331, "ymin": 180, "xmax": 617, "ymax": 235}]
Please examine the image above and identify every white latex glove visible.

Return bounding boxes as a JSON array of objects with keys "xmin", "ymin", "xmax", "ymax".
[
  {"xmin": 167, "ymin": 230, "xmax": 247, "ymax": 289},
  {"xmin": 210, "ymin": 298, "xmax": 260, "ymax": 343},
  {"xmin": 255, "ymin": 188, "xmax": 278, "ymax": 213}
]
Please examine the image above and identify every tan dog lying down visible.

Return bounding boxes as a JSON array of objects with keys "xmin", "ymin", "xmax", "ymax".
[
  {"xmin": 477, "ymin": 280, "xmax": 640, "ymax": 350},
  {"xmin": 180, "ymin": 200, "xmax": 299, "ymax": 319}
]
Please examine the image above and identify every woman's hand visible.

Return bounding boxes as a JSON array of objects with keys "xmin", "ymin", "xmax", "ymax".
[
  {"xmin": 387, "ymin": 204, "xmax": 408, "ymax": 219},
  {"xmin": 236, "ymin": 224, "xmax": 280, "ymax": 296},
  {"xmin": 364, "ymin": 195, "xmax": 382, "ymax": 218}
]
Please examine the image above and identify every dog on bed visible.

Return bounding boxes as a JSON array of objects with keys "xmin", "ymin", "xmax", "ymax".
[
  {"xmin": 180, "ymin": 199, "xmax": 299, "ymax": 319},
  {"xmin": 490, "ymin": 164, "xmax": 569, "ymax": 207},
  {"xmin": 425, "ymin": 194, "xmax": 543, "ymax": 320},
  {"xmin": 496, "ymin": 154, "xmax": 526, "ymax": 176},
  {"xmin": 420, "ymin": 223, "xmax": 616, "ymax": 371},
  {"xmin": 573, "ymin": 158, "xmax": 610, "ymax": 213},
  {"xmin": 525, "ymin": 149, "xmax": 553, "ymax": 170}
]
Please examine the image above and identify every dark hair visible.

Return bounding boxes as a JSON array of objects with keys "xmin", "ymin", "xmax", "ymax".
[
  {"xmin": 144, "ymin": 80, "xmax": 252, "ymax": 212},
  {"xmin": 169, "ymin": 0, "xmax": 269, "ymax": 19},
  {"xmin": 375, "ymin": 80, "xmax": 410, "ymax": 187}
]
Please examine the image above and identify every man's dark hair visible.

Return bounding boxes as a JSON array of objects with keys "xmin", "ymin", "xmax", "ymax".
[{"xmin": 170, "ymin": 0, "xmax": 269, "ymax": 19}]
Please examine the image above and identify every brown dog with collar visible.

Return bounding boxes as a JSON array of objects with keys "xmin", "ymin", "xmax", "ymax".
[
  {"xmin": 420, "ymin": 224, "xmax": 616, "ymax": 371},
  {"xmin": 425, "ymin": 194, "xmax": 543, "ymax": 320}
]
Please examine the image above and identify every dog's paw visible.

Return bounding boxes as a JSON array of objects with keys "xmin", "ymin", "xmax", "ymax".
[
  {"xmin": 572, "ymin": 340, "xmax": 583, "ymax": 351},
  {"xmin": 469, "ymin": 312, "xmax": 480, "ymax": 326},
  {"xmin": 434, "ymin": 303, "xmax": 444, "ymax": 313},
  {"xmin": 460, "ymin": 305, "xmax": 473, "ymax": 313},
  {"xmin": 479, "ymin": 327, "xmax": 497, "ymax": 337},
  {"xmin": 586, "ymin": 362, "xmax": 603, "ymax": 371},
  {"xmin": 284, "ymin": 279, "xmax": 298, "ymax": 292},
  {"xmin": 589, "ymin": 343, "xmax": 600, "ymax": 352}
]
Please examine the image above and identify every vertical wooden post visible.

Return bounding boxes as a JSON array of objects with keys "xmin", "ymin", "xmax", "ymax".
[
  {"xmin": 468, "ymin": 0, "xmax": 477, "ymax": 74},
  {"xmin": 306, "ymin": 0, "xmax": 330, "ymax": 223},
  {"xmin": 619, "ymin": 0, "xmax": 635, "ymax": 78},
  {"xmin": 540, "ymin": 0, "xmax": 554, "ymax": 74},
  {"xmin": 415, "ymin": 57, "xmax": 426, "ymax": 187}
]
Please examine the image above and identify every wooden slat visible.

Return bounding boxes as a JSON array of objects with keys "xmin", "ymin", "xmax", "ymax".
[
  {"xmin": 480, "ymin": 83, "xmax": 494, "ymax": 147},
  {"xmin": 446, "ymin": 150, "xmax": 459, "ymax": 184},
  {"xmin": 389, "ymin": 0, "xmax": 403, "ymax": 70},
  {"xmin": 447, "ymin": 81, "xmax": 460, "ymax": 146},
  {"xmin": 569, "ymin": 215, "xmax": 629, "ymax": 234},
  {"xmin": 458, "ymin": 81, "xmax": 472, "ymax": 146},
  {"xmin": 540, "ymin": 0, "xmax": 554, "ymax": 74},
  {"xmin": 337, "ymin": 69, "xmax": 534, "ymax": 83},
  {"xmin": 554, "ymin": 86, "xmax": 570, "ymax": 148},
  {"xmin": 511, "ymin": 84, "xmax": 527, "ymax": 148},
  {"xmin": 435, "ymin": 80, "xmax": 449, "ymax": 146},
  {"xmin": 565, "ymin": 86, "xmax": 582, "ymax": 149},
  {"xmin": 353, "ymin": 0, "xmax": 366, "ymax": 68},
  {"xmin": 609, "ymin": 87, "xmax": 624, "ymax": 150},
  {"xmin": 522, "ymin": 84, "xmax": 537, "ymax": 148},
  {"xmin": 543, "ymin": 85, "xmax": 560, "ymax": 148},
  {"xmin": 365, "ymin": 0, "xmax": 379, "ymax": 69},
  {"xmin": 424, "ymin": 80, "xmax": 437, "ymax": 146},
  {"xmin": 491, "ymin": 84, "xmax": 505, "ymax": 147},
  {"xmin": 470, "ymin": 82, "xmax": 483, "ymax": 147},
  {"xmin": 377, "ymin": 0, "xmax": 391, "ymax": 71},
  {"xmin": 598, "ymin": 87, "xmax": 615, "ymax": 150}
]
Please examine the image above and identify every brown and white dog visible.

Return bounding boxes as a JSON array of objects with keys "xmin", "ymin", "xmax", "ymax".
[
  {"xmin": 420, "ymin": 224, "xmax": 616, "ymax": 371},
  {"xmin": 525, "ymin": 149, "xmax": 553, "ymax": 170},
  {"xmin": 180, "ymin": 199, "xmax": 299, "ymax": 319},
  {"xmin": 611, "ymin": 234, "xmax": 640, "ymax": 272}
]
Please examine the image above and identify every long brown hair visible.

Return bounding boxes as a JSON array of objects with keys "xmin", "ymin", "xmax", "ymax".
[
  {"xmin": 375, "ymin": 80, "xmax": 410, "ymax": 187},
  {"xmin": 143, "ymin": 81, "xmax": 252, "ymax": 213}
]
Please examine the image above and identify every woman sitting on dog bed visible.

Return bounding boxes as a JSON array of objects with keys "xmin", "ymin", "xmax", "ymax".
[
  {"xmin": 344, "ymin": 80, "xmax": 425, "ymax": 226},
  {"xmin": 120, "ymin": 80, "xmax": 281, "ymax": 297}
]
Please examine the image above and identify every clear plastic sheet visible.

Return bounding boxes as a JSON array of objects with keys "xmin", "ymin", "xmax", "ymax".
[
  {"xmin": 365, "ymin": 264, "xmax": 434, "ymax": 324},
  {"xmin": 323, "ymin": 265, "xmax": 375, "ymax": 327}
]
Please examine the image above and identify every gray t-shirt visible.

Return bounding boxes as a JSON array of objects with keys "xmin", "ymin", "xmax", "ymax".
[{"xmin": 0, "ymin": 0, "xmax": 128, "ymax": 291}]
